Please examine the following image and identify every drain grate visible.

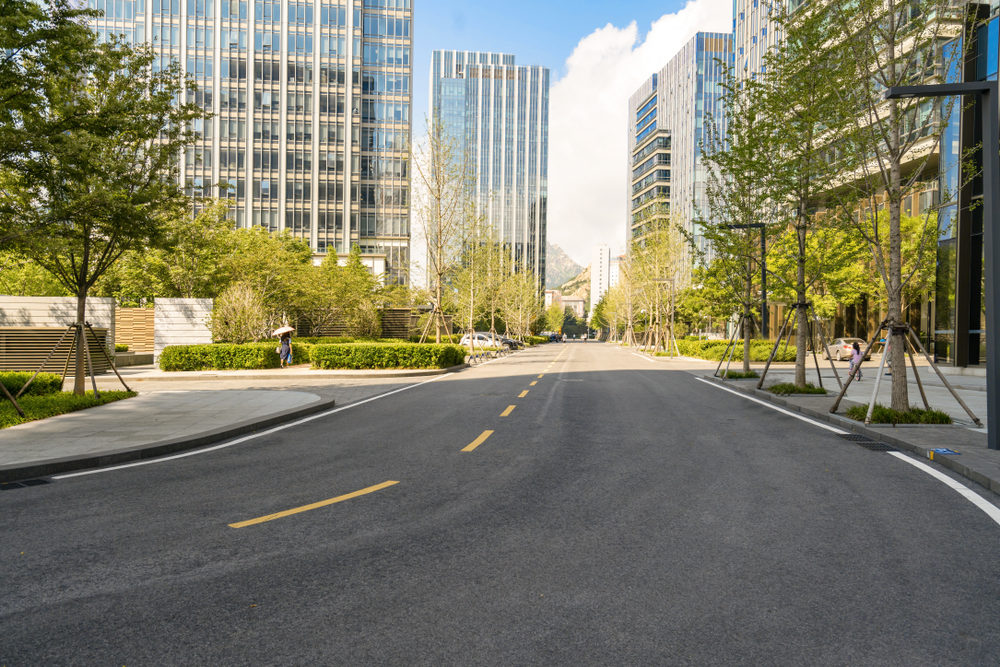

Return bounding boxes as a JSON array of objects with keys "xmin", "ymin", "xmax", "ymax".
[
  {"xmin": 838, "ymin": 433, "xmax": 896, "ymax": 452},
  {"xmin": 0, "ymin": 479, "xmax": 51, "ymax": 490}
]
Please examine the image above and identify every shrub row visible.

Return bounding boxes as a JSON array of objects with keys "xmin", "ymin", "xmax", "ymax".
[
  {"xmin": 311, "ymin": 343, "xmax": 466, "ymax": 369},
  {"xmin": 0, "ymin": 372, "xmax": 63, "ymax": 397},
  {"xmin": 159, "ymin": 342, "xmax": 310, "ymax": 371},
  {"xmin": 1, "ymin": 391, "xmax": 136, "ymax": 429},
  {"xmin": 525, "ymin": 336, "xmax": 550, "ymax": 346},
  {"xmin": 768, "ymin": 382, "xmax": 827, "ymax": 395},
  {"xmin": 675, "ymin": 339, "xmax": 797, "ymax": 363}
]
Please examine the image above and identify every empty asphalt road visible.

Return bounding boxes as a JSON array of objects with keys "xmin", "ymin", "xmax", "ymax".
[{"xmin": 4, "ymin": 341, "xmax": 1000, "ymax": 664}]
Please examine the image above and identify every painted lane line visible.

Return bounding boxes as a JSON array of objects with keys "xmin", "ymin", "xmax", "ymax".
[
  {"xmin": 529, "ymin": 381, "xmax": 537, "ymax": 387},
  {"xmin": 518, "ymin": 390, "xmax": 529, "ymax": 398},
  {"xmin": 888, "ymin": 452, "xmax": 1000, "ymax": 528},
  {"xmin": 229, "ymin": 480, "xmax": 399, "ymax": 528},
  {"xmin": 694, "ymin": 376, "xmax": 848, "ymax": 435},
  {"xmin": 462, "ymin": 430, "xmax": 494, "ymax": 453},
  {"xmin": 537, "ymin": 374, "xmax": 544, "ymax": 379},
  {"xmin": 52, "ymin": 375, "xmax": 447, "ymax": 479},
  {"xmin": 631, "ymin": 353, "xmax": 656, "ymax": 364},
  {"xmin": 500, "ymin": 405, "xmax": 516, "ymax": 417}
]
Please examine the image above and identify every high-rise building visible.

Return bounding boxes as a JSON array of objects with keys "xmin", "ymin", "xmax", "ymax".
[
  {"xmin": 627, "ymin": 33, "xmax": 731, "ymax": 256},
  {"xmin": 87, "ymin": 0, "xmax": 413, "ymax": 284},
  {"xmin": 429, "ymin": 50, "xmax": 550, "ymax": 286},
  {"xmin": 589, "ymin": 243, "xmax": 611, "ymax": 319}
]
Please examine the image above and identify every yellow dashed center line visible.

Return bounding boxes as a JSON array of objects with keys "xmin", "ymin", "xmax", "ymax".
[
  {"xmin": 538, "ymin": 374, "xmax": 544, "ymax": 379},
  {"xmin": 518, "ymin": 390, "xmax": 529, "ymax": 398},
  {"xmin": 229, "ymin": 481, "xmax": 399, "ymax": 528},
  {"xmin": 462, "ymin": 430, "xmax": 494, "ymax": 452},
  {"xmin": 500, "ymin": 405, "xmax": 516, "ymax": 417},
  {"xmin": 530, "ymin": 381, "xmax": 537, "ymax": 386}
]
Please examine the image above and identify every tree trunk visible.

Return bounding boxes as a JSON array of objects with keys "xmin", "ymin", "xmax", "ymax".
[
  {"xmin": 795, "ymin": 218, "xmax": 808, "ymax": 387},
  {"xmin": 73, "ymin": 291, "xmax": 87, "ymax": 395},
  {"xmin": 743, "ymin": 262, "xmax": 752, "ymax": 373},
  {"xmin": 888, "ymin": 97, "xmax": 909, "ymax": 412}
]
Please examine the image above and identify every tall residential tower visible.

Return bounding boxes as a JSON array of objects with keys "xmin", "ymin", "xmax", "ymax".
[
  {"xmin": 429, "ymin": 50, "xmax": 550, "ymax": 285},
  {"xmin": 88, "ymin": 0, "xmax": 413, "ymax": 283}
]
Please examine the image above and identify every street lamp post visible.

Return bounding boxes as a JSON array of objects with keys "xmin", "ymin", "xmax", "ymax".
[{"xmin": 885, "ymin": 82, "xmax": 998, "ymax": 450}]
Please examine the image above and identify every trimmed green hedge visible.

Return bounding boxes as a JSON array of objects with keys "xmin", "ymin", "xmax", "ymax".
[
  {"xmin": 768, "ymin": 382, "xmax": 827, "ymax": 395},
  {"xmin": 159, "ymin": 342, "xmax": 312, "ymax": 371},
  {"xmin": 115, "ymin": 343, "xmax": 129, "ymax": 352},
  {"xmin": 0, "ymin": 372, "xmax": 63, "ymax": 396},
  {"xmin": 408, "ymin": 333, "xmax": 463, "ymax": 344},
  {"xmin": 1, "ymin": 391, "xmax": 136, "ymax": 429},
  {"xmin": 311, "ymin": 343, "xmax": 466, "ymax": 369},
  {"xmin": 676, "ymin": 339, "xmax": 797, "ymax": 362},
  {"xmin": 525, "ymin": 336, "xmax": 549, "ymax": 346}
]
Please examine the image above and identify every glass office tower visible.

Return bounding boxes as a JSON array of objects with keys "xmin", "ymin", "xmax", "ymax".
[
  {"xmin": 88, "ymin": 0, "xmax": 413, "ymax": 284},
  {"xmin": 627, "ymin": 32, "xmax": 731, "ymax": 256},
  {"xmin": 429, "ymin": 50, "xmax": 550, "ymax": 286}
]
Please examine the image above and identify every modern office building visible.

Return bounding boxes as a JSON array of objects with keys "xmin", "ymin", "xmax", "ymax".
[
  {"xmin": 627, "ymin": 32, "xmax": 731, "ymax": 257},
  {"xmin": 732, "ymin": 0, "xmax": 783, "ymax": 80},
  {"xmin": 589, "ymin": 243, "xmax": 611, "ymax": 319},
  {"xmin": 87, "ymin": 0, "xmax": 413, "ymax": 284},
  {"xmin": 429, "ymin": 50, "xmax": 550, "ymax": 286}
]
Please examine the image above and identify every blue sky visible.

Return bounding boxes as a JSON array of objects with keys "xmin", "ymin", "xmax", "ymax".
[{"xmin": 409, "ymin": 0, "xmax": 733, "ymax": 265}]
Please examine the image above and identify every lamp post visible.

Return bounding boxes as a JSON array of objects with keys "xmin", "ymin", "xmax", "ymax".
[{"xmin": 885, "ymin": 82, "xmax": 998, "ymax": 450}]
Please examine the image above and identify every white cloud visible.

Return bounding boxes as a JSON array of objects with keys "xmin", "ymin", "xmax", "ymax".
[{"xmin": 547, "ymin": 0, "xmax": 732, "ymax": 265}]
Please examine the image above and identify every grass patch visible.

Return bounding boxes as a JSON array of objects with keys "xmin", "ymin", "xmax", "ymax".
[
  {"xmin": 718, "ymin": 370, "xmax": 759, "ymax": 379},
  {"xmin": 768, "ymin": 382, "xmax": 827, "ymax": 395},
  {"xmin": 845, "ymin": 404, "xmax": 953, "ymax": 424},
  {"xmin": 1, "ymin": 391, "xmax": 136, "ymax": 429}
]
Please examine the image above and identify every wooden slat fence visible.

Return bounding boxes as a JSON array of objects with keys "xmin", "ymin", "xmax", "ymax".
[
  {"xmin": 115, "ymin": 308, "xmax": 155, "ymax": 353},
  {"xmin": 0, "ymin": 327, "xmax": 111, "ymax": 374}
]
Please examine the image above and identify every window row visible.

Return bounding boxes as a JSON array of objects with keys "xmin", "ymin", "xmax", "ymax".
[
  {"xmin": 359, "ymin": 156, "xmax": 407, "ymax": 180},
  {"xmin": 362, "ymin": 0, "xmax": 410, "ymax": 9},
  {"xmin": 360, "ymin": 184, "xmax": 408, "ymax": 208},
  {"xmin": 360, "ymin": 100, "xmax": 409, "ymax": 123},
  {"xmin": 361, "ymin": 44, "xmax": 410, "ymax": 67},
  {"xmin": 362, "ymin": 14, "xmax": 410, "ymax": 38},
  {"xmin": 359, "ymin": 212, "xmax": 407, "ymax": 237},
  {"xmin": 361, "ymin": 72, "xmax": 409, "ymax": 96}
]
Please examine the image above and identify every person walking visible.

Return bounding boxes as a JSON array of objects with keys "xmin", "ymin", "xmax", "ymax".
[
  {"xmin": 849, "ymin": 341, "xmax": 863, "ymax": 382},
  {"xmin": 278, "ymin": 330, "xmax": 293, "ymax": 368}
]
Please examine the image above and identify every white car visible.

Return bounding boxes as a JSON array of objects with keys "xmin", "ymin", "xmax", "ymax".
[{"xmin": 460, "ymin": 332, "xmax": 508, "ymax": 349}]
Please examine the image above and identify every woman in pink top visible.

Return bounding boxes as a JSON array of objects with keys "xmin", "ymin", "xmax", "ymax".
[{"xmin": 849, "ymin": 341, "xmax": 863, "ymax": 382}]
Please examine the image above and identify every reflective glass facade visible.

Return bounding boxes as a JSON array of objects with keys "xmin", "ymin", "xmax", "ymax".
[
  {"xmin": 88, "ymin": 0, "xmax": 413, "ymax": 284},
  {"xmin": 627, "ymin": 33, "xmax": 731, "ymax": 256},
  {"xmin": 429, "ymin": 51, "xmax": 550, "ymax": 286}
]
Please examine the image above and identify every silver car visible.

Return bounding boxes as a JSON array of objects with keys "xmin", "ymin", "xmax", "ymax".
[{"xmin": 825, "ymin": 337, "xmax": 870, "ymax": 361}]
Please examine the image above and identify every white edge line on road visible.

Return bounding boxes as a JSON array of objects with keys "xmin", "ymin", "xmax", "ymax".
[
  {"xmin": 694, "ymin": 376, "xmax": 1000, "ymax": 527},
  {"xmin": 887, "ymin": 452, "xmax": 1000, "ymax": 528},
  {"xmin": 52, "ymin": 374, "xmax": 448, "ymax": 479},
  {"xmin": 631, "ymin": 353, "xmax": 656, "ymax": 364},
  {"xmin": 694, "ymin": 376, "xmax": 848, "ymax": 435}
]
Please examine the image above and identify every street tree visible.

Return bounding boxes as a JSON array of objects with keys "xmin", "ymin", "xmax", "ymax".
[
  {"xmin": 413, "ymin": 120, "xmax": 472, "ymax": 342},
  {"xmin": 762, "ymin": 1, "xmax": 857, "ymax": 386},
  {"xmin": 827, "ymin": 0, "xmax": 960, "ymax": 410},
  {"xmin": 4, "ymin": 37, "xmax": 202, "ymax": 393}
]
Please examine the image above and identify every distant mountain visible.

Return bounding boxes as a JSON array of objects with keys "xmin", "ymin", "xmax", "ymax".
[
  {"xmin": 545, "ymin": 243, "xmax": 583, "ymax": 289},
  {"xmin": 559, "ymin": 265, "xmax": 591, "ymax": 305}
]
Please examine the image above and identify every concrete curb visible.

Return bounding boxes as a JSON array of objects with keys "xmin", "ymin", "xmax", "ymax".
[
  {"xmin": 700, "ymin": 374, "xmax": 1000, "ymax": 498},
  {"xmin": 0, "ymin": 396, "xmax": 338, "ymax": 483},
  {"xmin": 95, "ymin": 364, "xmax": 470, "ymax": 382}
]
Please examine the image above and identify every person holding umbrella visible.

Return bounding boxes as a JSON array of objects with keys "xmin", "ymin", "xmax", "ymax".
[{"xmin": 274, "ymin": 325, "xmax": 294, "ymax": 368}]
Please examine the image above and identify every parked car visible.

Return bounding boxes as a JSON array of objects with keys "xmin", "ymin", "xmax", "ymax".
[
  {"xmin": 824, "ymin": 337, "xmax": 871, "ymax": 361},
  {"xmin": 549, "ymin": 333, "xmax": 561, "ymax": 342},
  {"xmin": 459, "ymin": 332, "xmax": 510, "ymax": 349}
]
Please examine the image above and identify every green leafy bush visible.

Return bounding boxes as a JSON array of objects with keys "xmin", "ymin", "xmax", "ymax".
[
  {"xmin": 115, "ymin": 343, "xmax": 129, "ymax": 352},
  {"xmin": 525, "ymin": 335, "xmax": 549, "ymax": 346},
  {"xmin": 408, "ymin": 333, "xmax": 463, "ymax": 344},
  {"xmin": 311, "ymin": 343, "xmax": 466, "ymax": 369},
  {"xmin": 676, "ymin": 339, "xmax": 797, "ymax": 362},
  {"xmin": 768, "ymin": 382, "xmax": 827, "ymax": 395},
  {"xmin": 1, "ymin": 391, "xmax": 136, "ymax": 429},
  {"xmin": 845, "ymin": 404, "xmax": 952, "ymax": 424},
  {"xmin": 0, "ymin": 372, "xmax": 63, "ymax": 396},
  {"xmin": 159, "ymin": 342, "xmax": 312, "ymax": 371},
  {"xmin": 718, "ymin": 370, "xmax": 759, "ymax": 379},
  {"xmin": 297, "ymin": 336, "xmax": 399, "ymax": 345}
]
